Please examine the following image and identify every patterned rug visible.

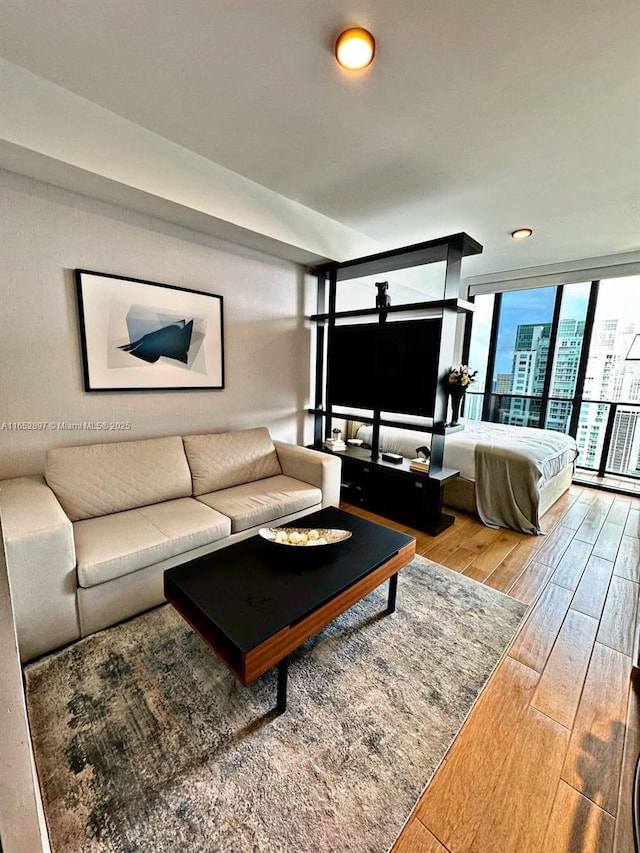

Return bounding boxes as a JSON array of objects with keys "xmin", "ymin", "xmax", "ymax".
[{"xmin": 25, "ymin": 555, "xmax": 526, "ymax": 853}]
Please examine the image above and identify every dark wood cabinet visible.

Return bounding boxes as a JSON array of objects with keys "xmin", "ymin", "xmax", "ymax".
[{"xmin": 330, "ymin": 446, "xmax": 459, "ymax": 535}]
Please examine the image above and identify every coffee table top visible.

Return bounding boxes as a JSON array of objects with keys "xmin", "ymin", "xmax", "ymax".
[{"xmin": 164, "ymin": 506, "xmax": 414, "ymax": 653}]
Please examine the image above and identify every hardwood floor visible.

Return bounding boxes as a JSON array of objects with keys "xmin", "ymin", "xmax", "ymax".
[{"xmin": 342, "ymin": 484, "xmax": 640, "ymax": 853}]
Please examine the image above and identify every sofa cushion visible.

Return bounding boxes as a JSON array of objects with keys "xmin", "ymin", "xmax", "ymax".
[
  {"xmin": 74, "ymin": 498, "xmax": 231, "ymax": 588},
  {"xmin": 183, "ymin": 427, "xmax": 282, "ymax": 497},
  {"xmin": 196, "ymin": 474, "xmax": 321, "ymax": 533},
  {"xmin": 46, "ymin": 436, "xmax": 193, "ymax": 522}
]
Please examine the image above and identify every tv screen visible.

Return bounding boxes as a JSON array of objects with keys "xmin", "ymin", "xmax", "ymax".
[{"xmin": 328, "ymin": 319, "xmax": 442, "ymax": 416}]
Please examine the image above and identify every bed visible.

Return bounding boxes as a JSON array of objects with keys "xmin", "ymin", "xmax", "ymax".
[{"xmin": 349, "ymin": 420, "xmax": 579, "ymax": 535}]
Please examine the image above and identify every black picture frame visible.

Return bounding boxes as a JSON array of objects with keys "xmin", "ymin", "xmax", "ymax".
[{"xmin": 75, "ymin": 269, "xmax": 224, "ymax": 391}]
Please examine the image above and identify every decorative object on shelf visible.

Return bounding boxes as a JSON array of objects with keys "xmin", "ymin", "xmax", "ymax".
[
  {"xmin": 75, "ymin": 269, "xmax": 224, "ymax": 391},
  {"xmin": 259, "ymin": 526, "xmax": 352, "ymax": 547},
  {"xmin": 375, "ymin": 281, "xmax": 390, "ymax": 310},
  {"xmin": 415, "ymin": 445, "xmax": 430, "ymax": 460},
  {"xmin": 332, "ymin": 427, "xmax": 343, "ymax": 442},
  {"xmin": 448, "ymin": 388, "xmax": 464, "ymax": 426},
  {"xmin": 447, "ymin": 364, "xmax": 477, "ymax": 426}
]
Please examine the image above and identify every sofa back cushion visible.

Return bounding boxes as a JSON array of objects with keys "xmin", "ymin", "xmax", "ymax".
[
  {"xmin": 45, "ymin": 436, "xmax": 192, "ymax": 521},
  {"xmin": 183, "ymin": 427, "xmax": 282, "ymax": 496}
]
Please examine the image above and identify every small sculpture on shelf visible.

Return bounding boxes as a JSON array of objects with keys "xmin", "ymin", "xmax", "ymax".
[{"xmin": 375, "ymin": 281, "xmax": 391, "ymax": 310}]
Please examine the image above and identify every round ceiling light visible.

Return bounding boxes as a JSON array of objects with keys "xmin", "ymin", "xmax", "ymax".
[
  {"xmin": 511, "ymin": 228, "xmax": 533, "ymax": 240},
  {"xmin": 335, "ymin": 28, "xmax": 375, "ymax": 70}
]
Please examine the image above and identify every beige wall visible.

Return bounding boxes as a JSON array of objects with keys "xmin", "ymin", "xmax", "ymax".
[{"xmin": 0, "ymin": 169, "xmax": 315, "ymax": 480}]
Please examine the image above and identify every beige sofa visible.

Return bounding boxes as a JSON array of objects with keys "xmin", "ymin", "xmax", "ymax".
[{"xmin": 0, "ymin": 427, "xmax": 341, "ymax": 662}]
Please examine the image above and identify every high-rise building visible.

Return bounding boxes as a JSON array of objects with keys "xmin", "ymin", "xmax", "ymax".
[
  {"xmin": 503, "ymin": 323, "xmax": 550, "ymax": 427},
  {"xmin": 607, "ymin": 407, "xmax": 640, "ymax": 475},
  {"xmin": 500, "ymin": 319, "xmax": 587, "ymax": 430},
  {"xmin": 495, "ymin": 374, "xmax": 512, "ymax": 394},
  {"xmin": 581, "ymin": 317, "xmax": 640, "ymax": 474},
  {"xmin": 546, "ymin": 319, "xmax": 585, "ymax": 432}
]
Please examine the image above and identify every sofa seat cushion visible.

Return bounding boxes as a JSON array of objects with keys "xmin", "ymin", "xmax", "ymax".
[
  {"xmin": 196, "ymin": 475, "xmax": 321, "ymax": 533},
  {"xmin": 74, "ymin": 498, "xmax": 231, "ymax": 588},
  {"xmin": 183, "ymin": 427, "xmax": 282, "ymax": 496}
]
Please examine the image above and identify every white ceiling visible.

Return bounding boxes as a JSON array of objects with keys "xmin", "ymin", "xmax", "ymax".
[{"xmin": 1, "ymin": 0, "xmax": 639, "ymax": 279}]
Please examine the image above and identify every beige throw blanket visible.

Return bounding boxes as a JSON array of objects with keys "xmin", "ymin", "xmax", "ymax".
[{"xmin": 474, "ymin": 429, "xmax": 578, "ymax": 535}]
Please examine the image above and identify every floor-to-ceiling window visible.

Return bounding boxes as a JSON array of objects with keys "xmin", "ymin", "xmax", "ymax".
[
  {"xmin": 578, "ymin": 276, "xmax": 640, "ymax": 484},
  {"xmin": 464, "ymin": 275, "xmax": 640, "ymax": 494},
  {"xmin": 492, "ymin": 287, "xmax": 556, "ymax": 428},
  {"xmin": 464, "ymin": 294, "xmax": 493, "ymax": 422},
  {"xmin": 544, "ymin": 282, "xmax": 590, "ymax": 433}
]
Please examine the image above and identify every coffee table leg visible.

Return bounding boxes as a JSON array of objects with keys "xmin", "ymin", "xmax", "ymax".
[
  {"xmin": 387, "ymin": 573, "xmax": 398, "ymax": 614},
  {"xmin": 276, "ymin": 655, "xmax": 289, "ymax": 713}
]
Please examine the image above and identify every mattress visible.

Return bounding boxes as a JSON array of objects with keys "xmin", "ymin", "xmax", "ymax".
[{"xmin": 355, "ymin": 421, "xmax": 577, "ymax": 487}]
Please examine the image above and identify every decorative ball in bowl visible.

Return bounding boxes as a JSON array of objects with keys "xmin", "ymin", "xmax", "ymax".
[{"xmin": 259, "ymin": 527, "xmax": 352, "ymax": 547}]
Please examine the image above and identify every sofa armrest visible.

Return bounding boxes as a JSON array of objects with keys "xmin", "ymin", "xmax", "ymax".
[
  {"xmin": 0, "ymin": 476, "xmax": 80, "ymax": 661},
  {"xmin": 273, "ymin": 442, "xmax": 341, "ymax": 508}
]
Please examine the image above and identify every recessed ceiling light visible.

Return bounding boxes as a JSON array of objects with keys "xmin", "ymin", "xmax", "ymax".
[
  {"xmin": 511, "ymin": 228, "xmax": 533, "ymax": 240},
  {"xmin": 335, "ymin": 28, "xmax": 375, "ymax": 70}
]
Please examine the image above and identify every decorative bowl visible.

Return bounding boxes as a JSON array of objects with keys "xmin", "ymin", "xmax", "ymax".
[{"xmin": 258, "ymin": 526, "xmax": 352, "ymax": 547}]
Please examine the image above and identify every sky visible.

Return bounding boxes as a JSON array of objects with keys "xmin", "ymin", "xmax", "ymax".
[{"xmin": 495, "ymin": 289, "xmax": 556, "ymax": 375}]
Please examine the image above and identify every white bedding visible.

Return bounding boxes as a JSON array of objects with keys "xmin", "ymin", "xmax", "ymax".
[{"xmin": 355, "ymin": 421, "xmax": 578, "ymax": 486}]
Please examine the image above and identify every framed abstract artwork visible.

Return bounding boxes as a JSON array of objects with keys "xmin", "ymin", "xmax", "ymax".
[{"xmin": 75, "ymin": 270, "xmax": 224, "ymax": 391}]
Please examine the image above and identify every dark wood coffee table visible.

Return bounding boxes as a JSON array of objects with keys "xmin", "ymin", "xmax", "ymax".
[{"xmin": 164, "ymin": 506, "xmax": 415, "ymax": 713}]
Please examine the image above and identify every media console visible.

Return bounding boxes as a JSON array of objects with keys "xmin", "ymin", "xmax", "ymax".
[{"xmin": 320, "ymin": 445, "xmax": 460, "ymax": 536}]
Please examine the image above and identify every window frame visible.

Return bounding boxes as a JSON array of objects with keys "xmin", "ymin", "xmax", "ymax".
[{"xmin": 463, "ymin": 279, "xmax": 639, "ymax": 484}]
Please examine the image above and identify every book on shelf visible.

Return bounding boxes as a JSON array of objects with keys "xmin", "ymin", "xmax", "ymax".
[
  {"xmin": 409, "ymin": 457, "xmax": 430, "ymax": 473},
  {"xmin": 324, "ymin": 439, "xmax": 346, "ymax": 451}
]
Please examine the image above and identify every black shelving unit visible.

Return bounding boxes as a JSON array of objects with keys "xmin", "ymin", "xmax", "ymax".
[{"xmin": 309, "ymin": 232, "xmax": 482, "ymax": 534}]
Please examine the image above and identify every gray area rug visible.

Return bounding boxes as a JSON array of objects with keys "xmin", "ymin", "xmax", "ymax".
[{"xmin": 25, "ymin": 555, "xmax": 526, "ymax": 853}]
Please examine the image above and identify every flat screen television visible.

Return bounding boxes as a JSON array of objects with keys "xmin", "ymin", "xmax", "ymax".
[{"xmin": 328, "ymin": 318, "xmax": 442, "ymax": 416}]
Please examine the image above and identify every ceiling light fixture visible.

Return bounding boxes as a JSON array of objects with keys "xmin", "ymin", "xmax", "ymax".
[
  {"xmin": 511, "ymin": 228, "xmax": 533, "ymax": 240},
  {"xmin": 335, "ymin": 28, "xmax": 375, "ymax": 70}
]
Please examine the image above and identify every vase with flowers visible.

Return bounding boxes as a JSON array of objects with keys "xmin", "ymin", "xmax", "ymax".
[{"xmin": 447, "ymin": 364, "xmax": 477, "ymax": 426}]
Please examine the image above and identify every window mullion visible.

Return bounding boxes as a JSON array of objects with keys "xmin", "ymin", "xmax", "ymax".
[
  {"xmin": 568, "ymin": 281, "xmax": 599, "ymax": 439},
  {"xmin": 482, "ymin": 293, "xmax": 501, "ymax": 421}
]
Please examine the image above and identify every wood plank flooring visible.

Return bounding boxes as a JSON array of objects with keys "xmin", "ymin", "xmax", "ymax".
[{"xmin": 342, "ymin": 483, "xmax": 640, "ymax": 853}]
